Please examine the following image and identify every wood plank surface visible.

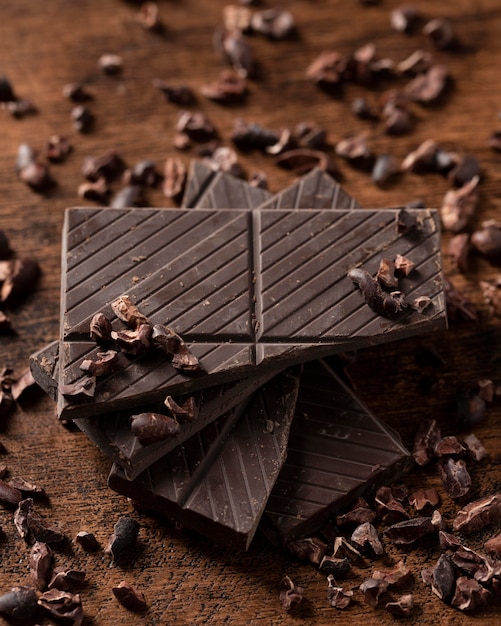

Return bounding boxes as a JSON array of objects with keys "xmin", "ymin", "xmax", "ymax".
[{"xmin": 1, "ymin": 0, "xmax": 501, "ymax": 624}]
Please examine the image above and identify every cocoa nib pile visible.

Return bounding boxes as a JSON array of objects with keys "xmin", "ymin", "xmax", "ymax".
[{"xmin": 3, "ymin": 1, "xmax": 501, "ymax": 623}]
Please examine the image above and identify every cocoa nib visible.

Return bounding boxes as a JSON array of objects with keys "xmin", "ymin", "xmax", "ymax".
[
  {"xmin": 38, "ymin": 589, "xmax": 84, "ymax": 626},
  {"xmin": 451, "ymin": 576, "xmax": 491, "ymax": 612},
  {"xmin": 75, "ymin": 531, "xmax": 100, "ymax": 552},
  {"xmin": 164, "ymin": 395, "xmax": 197, "ymax": 424},
  {"xmin": 130, "ymin": 412, "xmax": 181, "ymax": 446},
  {"xmin": 49, "ymin": 568, "xmax": 86, "ymax": 592},
  {"xmin": 176, "ymin": 110, "xmax": 217, "ymax": 143},
  {"xmin": 200, "ymin": 70, "xmax": 248, "ymax": 104},
  {"xmin": 453, "ymin": 493, "xmax": 501, "ymax": 534},
  {"xmin": 105, "ymin": 516, "xmax": 140, "ymax": 561},
  {"xmin": 395, "ymin": 207, "xmax": 418, "ymax": 234},
  {"xmin": 463, "ymin": 433, "xmax": 487, "ymax": 462},
  {"xmin": 408, "ymin": 488, "xmax": 440, "ymax": 512},
  {"xmin": 89, "ymin": 312, "xmax": 113, "ymax": 343},
  {"xmin": 372, "ymin": 560, "xmax": 412, "ymax": 587},
  {"xmin": 0, "ymin": 258, "xmax": 40, "ymax": 305},
  {"xmin": 326, "ymin": 575, "xmax": 353, "ymax": 609},
  {"xmin": 430, "ymin": 553, "xmax": 457, "ymax": 602},
  {"xmin": 0, "ymin": 478, "xmax": 22, "ymax": 505},
  {"xmin": 111, "ymin": 295, "xmax": 149, "ymax": 328},
  {"xmin": 347, "ymin": 267, "xmax": 406, "ymax": 317},
  {"xmin": 0, "ymin": 586, "xmax": 40, "ymax": 621},
  {"xmin": 351, "ymin": 522, "xmax": 383, "ymax": 557},
  {"xmin": 438, "ymin": 457, "xmax": 471, "ymax": 499},
  {"xmin": 385, "ymin": 594, "xmax": 414, "ymax": 617},
  {"xmin": 111, "ymin": 324, "xmax": 152, "ymax": 355},
  {"xmin": 336, "ymin": 498, "xmax": 376, "ymax": 526},
  {"xmin": 112, "ymin": 581, "xmax": 147, "ymax": 612},
  {"xmin": 14, "ymin": 498, "xmax": 66, "ymax": 545},
  {"xmin": 287, "ymin": 537, "xmax": 327, "ymax": 565},
  {"xmin": 152, "ymin": 325, "xmax": 203, "ymax": 374},
  {"xmin": 384, "ymin": 513, "xmax": 441, "ymax": 545},
  {"xmin": 319, "ymin": 555, "xmax": 351, "ymax": 578},
  {"xmin": 405, "ymin": 64, "xmax": 450, "ymax": 104},
  {"xmin": 274, "ymin": 148, "xmax": 339, "ymax": 178},
  {"xmin": 82, "ymin": 150, "xmax": 125, "ymax": 182},
  {"xmin": 359, "ymin": 577, "xmax": 389, "ymax": 608},
  {"xmin": 162, "ymin": 157, "xmax": 187, "ymax": 200},
  {"xmin": 484, "ymin": 532, "xmax": 501, "ymax": 558},
  {"xmin": 440, "ymin": 176, "xmax": 479, "ymax": 233},
  {"xmin": 443, "ymin": 276, "xmax": 478, "ymax": 322},
  {"xmin": 279, "ymin": 575, "xmax": 304, "ymax": 611},
  {"xmin": 447, "ymin": 233, "xmax": 470, "ymax": 273},
  {"xmin": 30, "ymin": 542, "xmax": 53, "ymax": 591},
  {"xmin": 434, "ymin": 435, "xmax": 465, "ymax": 457},
  {"xmin": 471, "ymin": 222, "xmax": 501, "ymax": 261},
  {"xmin": 60, "ymin": 376, "xmax": 96, "ymax": 399},
  {"xmin": 80, "ymin": 350, "xmax": 118, "ymax": 377}
]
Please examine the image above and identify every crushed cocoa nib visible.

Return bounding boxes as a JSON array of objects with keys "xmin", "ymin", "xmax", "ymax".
[
  {"xmin": 336, "ymin": 498, "xmax": 376, "ymax": 526},
  {"xmin": 80, "ymin": 350, "xmax": 118, "ymax": 377},
  {"xmin": 383, "ymin": 515, "xmax": 439, "ymax": 545},
  {"xmin": 204, "ymin": 146, "xmax": 243, "ymax": 176},
  {"xmin": 438, "ymin": 457, "xmax": 471, "ymax": 499},
  {"xmin": 164, "ymin": 395, "xmax": 197, "ymax": 424},
  {"xmin": 0, "ymin": 258, "xmax": 40, "ymax": 305},
  {"xmin": 105, "ymin": 516, "xmax": 140, "ymax": 561},
  {"xmin": 449, "ymin": 154, "xmax": 481, "ymax": 188},
  {"xmin": 408, "ymin": 488, "xmax": 440, "ymax": 512},
  {"xmin": 200, "ymin": 70, "xmax": 248, "ymax": 104},
  {"xmin": 14, "ymin": 498, "xmax": 66, "ymax": 545},
  {"xmin": 10, "ymin": 368, "xmax": 36, "ymax": 401},
  {"xmin": 251, "ymin": 8, "xmax": 295, "ymax": 39},
  {"xmin": 372, "ymin": 154, "xmax": 399, "ymax": 186},
  {"xmin": 376, "ymin": 258, "xmax": 398, "ymax": 288},
  {"xmin": 111, "ymin": 324, "xmax": 153, "ymax": 355},
  {"xmin": 451, "ymin": 576, "xmax": 491, "ymax": 612},
  {"xmin": 176, "ymin": 110, "xmax": 218, "ymax": 143},
  {"xmin": 305, "ymin": 50, "xmax": 349, "ymax": 89},
  {"xmin": 401, "ymin": 139, "xmax": 440, "ymax": 173},
  {"xmin": 38, "ymin": 588, "xmax": 84, "ymax": 626},
  {"xmin": 463, "ymin": 433, "xmax": 487, "ymax": 462},
  {"xmin": 112, "ymin": 581, "xmax": 147, "ymax": 612},
  {"xmin": 385, "ymin": 594, "xmax": 414, "ymax": 617},
  {"xmin": 0, "ymin": 74, "xmax": 17, "ymax": 101},
  {"xmin": 319, "ymin": 555, "xmax": 351, "ymax": 578},
  {"xmin": 82, "ymin": 150, "xmax": 125, "ymax": 182},
  {"xmin": 447, "ymin": 233, "xmax": 470, "ymax": 273},
  {"xmin": 279, "ymin": 575, "xmax": 304, "ymax": 611},
  {"xmin": 412, "ymin": 418, "xmax": 441, "ymax": 466},
  {"xmin": 0, "ymin": 586, "xmax": 40, "ymax": 621},
  {"xmin": 394, "ymin": 254, "xmax": 414, "ymax": 277},
  {"xmin": 0, "ymin": 478, "xmax": 22, "ymax": 505},
  {"xmin": 326, "ymin": 576, "xmax": 353, "ymax": 609},
  {"xmin": 351, "ymin": 96, "xmax": 379, "ymax": 120},
  {"xmin": 335, "ymin": 134, "xmax": 374, "ymax": 170},
  {"xmin": 216, "ymin": 28, "xmax": 254, "ymax": 78},
  {"xmin": 351, "ymin": 522, "xmax": 383, "ymax": 557},
  {"xmin": 63, "ymin": 82, "xmax": 93, "ymax": 102},
  {"xmin": 75, "ymin": 531, "xmax": 100, "ymax": 552},
  {"xmin": 347, "ymin": 268, "xmax": 407, "ymax": 318},
  {"xmin": 152, "ymin": 325, "xmax": 203, "ymax": 374},
  {"xmin": 484, "ymin": 533, "xmax": 501, "ymax": 558},
  {"xmin": 71, "ymin": 105, "xmax": 94, "ymax": 133},
  {"xmin": 135, "ymin": 1, "xmax": 160, "ymax": 31},
  {"xmin": 434, "ymin": 435, "xmax": 465, "ymax": 457},
  {"xmin": 45, "ymin": 135, "xmax": 72, "ymax": 163},
  {"xmin": 395, "ymin": 208, "xmax": 418, "ymax": 234},
  {"xmin": 359, "ymin": 577, "xmax": 389, "ymax": 608},
  {"xmin": 373, "ymin": 560, "xmax": 412, "ymax": 587},
  {"xmin": 453, "ymin": 493, "xmax": 501, "ymax": 534},
  {"xmin": 111, "ymin": 295, "xmax": 149, "ymax": 328},
  {"xmin": 130, "ymin": 412, "xmax": 180, "ymax": 445},
  {"xmin": 430, "ymin": 553, "xmax": 457, "ymax": 602},
  {"xmin": 375, "ymin": 486, "xmax": 410, "ymax": 524},
  {"xmin": 332, "ymin": 536, "xmax": 364, "ymax": 564},
  {"xmin": 60, "ymin": 375, "xmax": 96, "ymax": 399},
  {"xmin": 405, "ymin": 64, "xmax": 450, "ymax": 103},
  {"xmin": 440, "ymin": 176, "xmax": 479, "ymax": 233},
  {"xmin": 111, "ymin": 184, "xmax": 143, "ymax": 209},
  {"xmin": 153, "ymin": 79, "xmax": 196, "ymax": 106},
  {"xmin": 391, "ymin": 5, "xmax": 419, "ymax": 33},
  {"xmin": 89, "ymin": 312, "xmax": 113, "ymax": 343},
  {"xmin": 8, "ymin": 476, "xmax": 44, "ymax": 495},
  {"xmin": 0, "ymin": 390, "xmax": 15, "ymax": 416},
  {"xmin": 162, "ymin": 157, "xmax": 187, "ymax": 201},
  {"xmin": 48, "ymin": 568, "xmax": 86, "ymax": 592},
  {"xmin": 443, "ymin": 276, "xmax": 478, "ymax": 322},
  {"xmin": 398, "ymin": 49, "xmax": 434, "ymax": 76},
  {"xmin": 471, "ymin": 222, "xmax": 501, "ymax": 261},
  {"xmin": 423, "ymin": 18, "xmax": 456, "ymax": 50},
  {"xmin": 275, "ymin": 148, "xmax": 339, "ymax": 178},
  {"xmin": 29, "ymin": 542, "xmax": 53, "ymax": 591},
  {"xmin": 98, "ymin": 53, "xmax": 123, "ymax": 75},
  {"xmin": 265, "ymin": 128, "xmax": 296, "ymax": 156},
  {"xmin": 122, "ymin": 160, "xmax": 158, "ymax": 188},
  {"xmin": 287, "ymin": 537, "xmax": 327, "ymax": 565},
  {"xmin": 295, "ymin": 122, "xmax": 328, "ymax": 150}
]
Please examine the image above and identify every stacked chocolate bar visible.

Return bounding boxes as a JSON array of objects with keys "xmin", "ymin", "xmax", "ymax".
[{"xmin": 30, "ymin": 163, "xmax": 446, "ymax": 550}]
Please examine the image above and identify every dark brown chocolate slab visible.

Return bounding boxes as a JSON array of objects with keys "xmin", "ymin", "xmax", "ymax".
[
  {"xmin": 108, "ymin": 368, "xmax": 301, "ymax": 550},
  {"xmin": 255, "ymin": 167, "xmax": 360, "ymax": 210},
  {"xmin": 30, "ymin": 341, "xmax": 283, "ymax": 480},
  {"xmin": 262, "ymin": 359, "xmax": 414, "ymax": 544},
  {"xmin": 182, "ymin": 160, "xmax": 272, "ymax": 209},
  {"xmin": 58, "ymin": 206, "xmax": 445, "ymax": 419}
]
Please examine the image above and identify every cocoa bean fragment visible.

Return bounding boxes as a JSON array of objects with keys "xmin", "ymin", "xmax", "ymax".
[
  {"xmin": 105, "ymin": 516, "xmax": 140, "ymax": 561},
  {"xmin": 29, "ymin": 542, "xmax": 53, "ymax": 591},
  {"xmin": 279, "ymin": 575, "xmax": 303, "ymax": 611},
  {"xmin": 453, "ymin": 493, "xmax": 501, "ymax": 534},
  {"xmin": 326, "ymin": 575, "xmax": 353, "ymax": 609},
  {"xmin": 112, "ymin": 581, "xmax": 147, "ymax": 612},
  {"xmin": 287, "ymin": 537, "xmax": 327, "ymax": 565},
  {"xmin": 130, "ymin": 412, "xmax": 180, "ymax": 445}
]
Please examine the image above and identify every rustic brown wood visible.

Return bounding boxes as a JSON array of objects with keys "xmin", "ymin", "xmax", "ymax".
[{"xmin": 1, "ymin": 0, "xmax": 501, "ymax": 623}]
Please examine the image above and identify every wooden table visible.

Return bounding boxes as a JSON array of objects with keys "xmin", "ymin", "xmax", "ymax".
[{"xmin": 1, "ymin": 1, "xmax": 501, "ymax": 623}]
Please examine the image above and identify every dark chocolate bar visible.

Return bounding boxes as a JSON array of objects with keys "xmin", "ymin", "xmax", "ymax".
[
  {"xmin": 263, "ymin": 359, "xmax": 414, "ymax": 543},
  {"xmin": 108, "ymin": 368, "xmax": 301, "ymax": 550},
  {"xmin": 30, "ymin": 342, "xmax": 283, "ymax": 480},
  {"xmin": 182, "ymin": 160, "xmax": 271, "ymax": 209},
  {"xmin": 58, "ymin": 206, "xmax": 446, "ymax": 419},
  {"xmin": 256, "ymin": 167, "xmax": 361, "ymax": 210}
]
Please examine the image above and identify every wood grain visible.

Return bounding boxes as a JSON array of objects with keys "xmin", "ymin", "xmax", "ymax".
[{"xmin": 1, "ymin": 0, "xmax": 501, "ymax": 624}]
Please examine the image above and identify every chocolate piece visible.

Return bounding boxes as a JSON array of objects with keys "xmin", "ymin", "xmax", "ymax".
[
  {"xmin": 263, "ymin": 360, "xmax": 413, "ymax": 543},
  {"xmin": 57, "ymin": 205, "xmax": 445, "ymax": 419},
  {"xmin": 108, "ymin": 369, "xmax": 300, "ymax": 549},
  {"xmin": 257, "ymin": 166, "xmax": 360, "ymax": 210},
  {"xmin": 30, "ymin": 342, "xmax": 282, "ymax": 479}
]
